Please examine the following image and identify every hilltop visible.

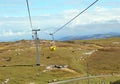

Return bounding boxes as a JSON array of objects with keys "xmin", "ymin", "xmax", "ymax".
[{"xmin": 0, "ymin": 37, "xmax": 120, "ymax": 83}]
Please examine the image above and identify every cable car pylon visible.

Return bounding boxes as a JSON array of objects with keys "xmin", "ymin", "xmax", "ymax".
[
  {"xmin": 32, "ymin": 29, "xmax": 40, "ymax": 66},
  {"xmin": 26, "ymin": 0, "xmax": 40, "ymax": 66}
]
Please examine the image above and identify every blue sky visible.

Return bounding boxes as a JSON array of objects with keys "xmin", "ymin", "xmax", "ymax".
[{"xmin": 0, "ymin": 0, "xmax": 120, "ymax": 41}]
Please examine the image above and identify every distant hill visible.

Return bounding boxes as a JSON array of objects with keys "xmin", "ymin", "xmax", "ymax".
[{"xmin": 59, "ymin": 32, "xmax": 120, "ymax": 41}]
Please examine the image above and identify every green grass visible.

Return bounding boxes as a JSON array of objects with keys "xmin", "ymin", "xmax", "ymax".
[
  {"xmin": 0, "ymin": 66, "xmax": 80, "ymax": 84},
  {"xmin": 0, "ymin": 38, "xmax": 120, "ymax": 83},
  {"xmin": 0, "ymin": 66, "xmax": 54, "ymax": 84},
  {"xmin": 87, "ymin": 48, "xmax": 120, "ymax": 74}
]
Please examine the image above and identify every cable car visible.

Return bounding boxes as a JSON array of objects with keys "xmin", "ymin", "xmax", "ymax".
[
  {"xmin": 50, "ymin": 45, "xmax": 56, "ymax": 51},
  {"xmin": 49, "ymin": 33, "xmax": 56, "ymax": 51}
]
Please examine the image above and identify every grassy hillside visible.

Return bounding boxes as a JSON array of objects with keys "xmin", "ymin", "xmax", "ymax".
[{"xmin": 0, "ymin": 38, "xmax": 120, "ymax": 83}]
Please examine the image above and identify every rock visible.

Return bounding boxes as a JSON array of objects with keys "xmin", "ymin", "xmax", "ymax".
[
  {"xmin": 30, "ymin": 82, "xmax": 34, "ymax": 84},
  {"xmin": 2, "ymin": 78, "xmax": 10, "ymax": 84},
  {"xmin": 2, "ymin": 57, "xmax": 11, "ymax": 61}
]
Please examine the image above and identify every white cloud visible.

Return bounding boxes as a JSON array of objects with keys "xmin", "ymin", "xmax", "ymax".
[
  {"xmin": 0, "ymin": 7, "xmax": 120, "ymax": 41},
  {"xmin": 0, "ymin": 30, "xmax": 31, "ymax": 37},
  {"xmin": 1, "ymin": 7, "xmax": 119, "ymax": 29},
  {"xmin": 60, "ymin": 7, "xmax": 120, "ymax": 27}
]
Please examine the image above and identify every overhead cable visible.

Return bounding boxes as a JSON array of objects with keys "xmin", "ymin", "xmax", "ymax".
[
  {"xmin": 26, "ymin": 0, "xmax": 33, "ymax": 30},
  {"xmin": 52, "ymin": 0, "xmax": 99, "ymax": 34}
]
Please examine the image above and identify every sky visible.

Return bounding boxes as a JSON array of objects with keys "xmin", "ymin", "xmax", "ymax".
[{"xmin": 0, "ymin": 0, "xmax": 120, "ymax": 41}]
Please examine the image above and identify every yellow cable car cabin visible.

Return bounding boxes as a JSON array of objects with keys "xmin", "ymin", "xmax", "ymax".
[
  {"xmin": 49, "ymin": 41, "xmax": 56, "ymax": 51},
  {"xmin": 50, "ymin": 46, "xmax": 56, "ymax": 51}
]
